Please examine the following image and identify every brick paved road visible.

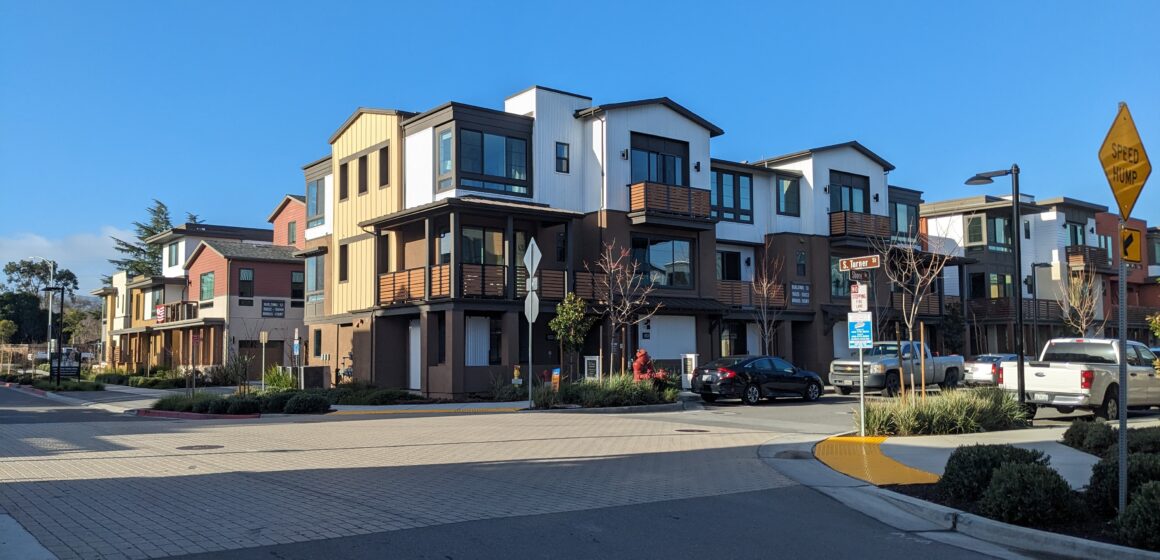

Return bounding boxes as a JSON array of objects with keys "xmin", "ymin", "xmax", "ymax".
[{"xmin": 0, "ymin": 407, "xmax": 794, "ymax": 560}]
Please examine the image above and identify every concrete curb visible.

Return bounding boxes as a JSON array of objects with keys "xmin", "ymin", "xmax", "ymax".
[
  {"xmin": 531, "ymin": 400, "xmax": 702, "ymax": 414},
  {"xmin": 132, "ymin": 409, "xmax": 262, "ymax": 420}
]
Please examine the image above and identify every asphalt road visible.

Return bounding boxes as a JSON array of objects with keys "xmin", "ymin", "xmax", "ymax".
[
  {"xmin": 0, "ymin": 386, "xmax": 148, "ymax": 424},
  {"xmin": 170, "ymin": 486, "xmax": 989, "ymax": 560}
]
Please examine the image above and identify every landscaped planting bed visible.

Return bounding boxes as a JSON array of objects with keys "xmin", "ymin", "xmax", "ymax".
[{"xmin": 856, "ymin": 387, "xmax": 1030, "ymax": 436}]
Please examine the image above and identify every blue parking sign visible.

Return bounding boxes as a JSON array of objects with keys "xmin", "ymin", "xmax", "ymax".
[{"xmin": 848, "ymin": 312, "xmax": 873, "ymax": 349}]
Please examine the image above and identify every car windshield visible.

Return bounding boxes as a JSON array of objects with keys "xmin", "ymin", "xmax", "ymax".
[
  {"xmin": 702, "ymin": 356, "xmax": 750, "ymax": 369},
  {"xmin": 1040, "ymin": 342, "xmax": 1118, "ymax": 364},
  {"xmin": 865, "ymin": 344, "xmax": 900, "ymax": 356}
]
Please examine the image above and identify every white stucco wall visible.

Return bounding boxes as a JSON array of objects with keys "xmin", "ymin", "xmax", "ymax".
[
  {"xmin": 404, "ymin": 127, "xmax": 434, "ymax": 209},
  {"xmin": 637, "ymin": 315, "xmax": 696, "ymax": 360}
]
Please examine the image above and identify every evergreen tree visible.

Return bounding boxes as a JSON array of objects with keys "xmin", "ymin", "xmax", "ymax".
[
  {"xmin": 109, "ymin": 199, "xmax": 172, "ymax": 277},
  {"xmin": 185, "ymin": 212, "xmax": 204, "ymax": 224}
]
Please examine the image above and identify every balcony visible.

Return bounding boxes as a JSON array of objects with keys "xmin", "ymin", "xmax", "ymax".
[
  {"xmin": 967, "ymin": 298, "xmax": 1061, "ymax": 322},
  {"xmin": 157, "ymin": 301, "xmax": 198, "ymax": 323},
  {"xmin": 1066, "ymin": 245, "xmax": 1111, "ymax": 272},
  {"xmin": 627, "ymin": 182, "xmax": 714, "ymax": 230},
  {"xmin": 1107, "ymin": 305, "xmax": 1160, "ymax": 324},
  {"xmin": 829, "ymin": 211, "xmax": 890, "ymax": 239},
  {"xmin": 379, "ymin": 268, "xmax": 427, "ymax": 305},
  {"xmin": 379, "ymin": 264, "xmax": 566, "ymax": 306},
  {"xmin": 516, "ymin": 267, "xmax": 566, "ymax": 300},
  {"xmin": 890, "ymin": 292, "xmax": 943, "ymax": 316},
  {"xmin": 717, "ymin": 280, "xmax": 786, "ymax": 308}
]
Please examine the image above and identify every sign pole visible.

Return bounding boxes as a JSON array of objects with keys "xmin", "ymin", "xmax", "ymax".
[
  {"xmin": 1118, "ymin": 217, "xmax": 1128, "ymax": 514},
  {"xmin": 859, "ymin": 347, "xmax": 865, "ymax": 437}
]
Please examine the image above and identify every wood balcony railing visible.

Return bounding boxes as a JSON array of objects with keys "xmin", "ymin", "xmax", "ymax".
[
  {"xmin": 830, "ymin": 211, "xmax": 890, "ymax": 238},
  {"xmin": 717, "ymin": 280, "xmax": 786, "ymax": 308},
  {"xmin": 461, "ymin": 264, "xmax": 507, "ymax": 298},
  {"xmin": 158, "ymin": 301, "xmax": 198, "ymax": 323},
  {"xmin": 379, "ymin": 268, "xmax": 426, "ymax": 305},
  {"xmin": 1106, "ymin": 305, "xmax": 1160, "ymax": 324},
  {"xmin": 967, "ymin": 298, "xmax": 1062, "ymax": 321},
  {"xmin": 573, "ymin": 271, "xmax": 608, "ymax": 302},
  {"xmin": 1066, "ymin": 245, "xmax": 1111, "ymax": 271},
  {"xmin": 628, "ymin": 182, "xmax": 712, "ymax": 220},
  {"xmin": 891, "ymin": 292, "xmax": 941, "ymax": 315},
  {"xmin": 516, "ymin": 267, "xmax": 566, "ymax": 300}
]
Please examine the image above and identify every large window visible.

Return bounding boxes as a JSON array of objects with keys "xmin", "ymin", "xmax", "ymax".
[
  {"xmin": 969, "ymin": 272, "xmax": 986, "ymax": 299},
  {"xmin": 167, "ymin": 242, "xmax": 178, "ymax": 267},
  {"xmin": 890, "ymin": 202, "xmax": 918, "ymax": 238},
  {"xmin": 199, "ymin": 272, "xmax": 215, "ymax": 301},
  {"xmin": 1066, "ymin": 222, "xmax": 1085, "ymax": 246},
  {"xmin": 437, "ymin": 129, "xmax": 453, "ymax": 190},
  {"xmin": 555, "ymin": 142, "xmax": 569, "ymax": 173},
  {"xmin": 305, "ymin": 255, "xmax": 325, "ymax": 301},
  {"xmin": 989, "ymin": 273, "xmax": 1013, "ymax": 298},
  {"xmin": 709, "ymin": 169, "xmax": 753, "ymax": 223},
  {"xmin": 291, "ymin": 271, "xmax": 304, "ymax": 301},
  {"xmin": 632, "ymin": 237, "xmax": 693, "ymax": 288},
  {"xmin": 964, "ymin": 215, "xmax": 985, "ymax": 247},
  {"xmin": 461, "ymin": 227, "xmax": 505, "ymax": 265},
  {"xmin": 716, "ymin": 250, "xmax": 741, "ymax": 281},
  {"xmin": 458, "ymin": 129, "xmax": 529, "ymax": 195},
  {"xmin": 306, "ymin": 179, "xmax": 325, "ymax": 228},
  {"xmin": 829, "ymin": 171, "xmax": 870, "ymax": 213},
  {"xmin": 629, "ymin": 133, "xmax": 688, "ymax": 186},
  {"xmin": 1098, "ymin": 234, "xmax": 1114, "ymax": 260},
  {"xmin": 830, "ymin": 256, "xmax": 850, "ymax": 298},
  {"xmin": 238, "ymin": 268, "xmax": 254, "ymax": 298},
  {"xmin": 988, "ymin": 217, "xmax": 1012, "ymax": 252},
  {"xmin": 777, "ymin": 176, "xmax": 800, "ymax": 217}
]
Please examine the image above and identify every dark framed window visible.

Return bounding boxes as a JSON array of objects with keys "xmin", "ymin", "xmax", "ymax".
[
  {"xmin": 709, "ymin": 169, "xmax": 753, "ymax": 223},
  {"xmin": 556, "ymin": 232, "xmax": 566, "ymax": 262},
  {"xmin": 964, "ymin": 215, "xmax": 985, "ymax": 247},
  {"xmin": 777, "ymin": 176, "xmax": 800, "ymax": 217},
  {"xmin": 167, "ymin": 242, "xmax": 178, "ymax": 267},
  {"xmin": 890, "ymin": 202, "xmax": 917, "ymax": 238},
  {"xmin": 716, "ymin": 251, "xmax": 741, "ymax": 281},
  {"xmin": 796, "ymin": 251, "xmax": 807, "ymax": 277},
  {"xmin": 720, "ymin": 320, "xmax": 748, "ymax": 357},
  {"xmin": 338, "ymin": 244, "xmax": 349, "ymax": 282},
  {"xmin": 555, "ymin": 142, "xmax": 570, "ymax": 173},
  {"xmin": 969, "ymin": 272, "xmax": 986, "ymax": 299},
  {"xmin": 199, "ymin": 272, "xmax": 215, "ymax": 301},
  {"xmin": 312, "ymin": 329, "xmax": 322, "ymax": 358},
  {"xmin": 631, "ymin": 236, "xmax": 694, "ymax": 289},
  {"xmin": 305, "ymin": 255, "xmax": 325, "ymax": 300},
  {"xmin": 287, "ymin": 221, "xmax": 297, "ymax": 245},
  {"xmin": 629, "ymin": 133, "xmax": 688, "ymax": 186},
  {"xmin": 339, "ymin": 162, "xmax": 349, "ymax": 200},
  {"xmin": 829, "ymin": 170, "xmax": 869, "ymax": 213},
  {"xmin": 458, "ymin": 129, "xmax": 529, "ymax": 196},
  {"xmin": 437, "ymin": 229, "xmax": 451, "ymax": 265},
  {"xmin": 378, "ymin": 146, "xmax": 389, "ymax": 187},
  {"xmin": 437, "ymin": 128, "xmax": 453, "ymax": 191},
  {"xmin": 989, "ymin": 273, "xmax": 1013, "ymax": 298},
  {"xmin": 306, "ymin": 179, "xmax": 325, "ymax": 228},
  {"xmin": 461, "ymin": 227, "xmax": 505, "ymax": 265},
  {"xmin": 830, "ymin": 256, "xmax": 850, "ymax": 298},
  {"xmin": 357, "ymin": 155, "xmax": 368, "ymax": 194},
  {"xmin": 489, "ymin": 317, "xmax": 503, "ymax": 365},
  {"xmin": 291, "ymin": 271, "xmax": 304, "ymax": 300},
  {"xmin": 988, "ymin": 217, "xmax": 1012, "ymax": 252},
  {"xmin": 238, "ymin": 268, "xmax": 254, "ymax": 298},
  {"xmin": 1066, "ymin": 222, "xmax": 1085, "ymax": 246}
]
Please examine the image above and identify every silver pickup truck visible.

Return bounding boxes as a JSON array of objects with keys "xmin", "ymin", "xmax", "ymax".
[
  {"xmin": 1000, "ymin": 338, "xmax": 1159, "ymax": 419},
  {"xmin": 830, "ymin": 341, "xmax": 965, "ymax": 396}
]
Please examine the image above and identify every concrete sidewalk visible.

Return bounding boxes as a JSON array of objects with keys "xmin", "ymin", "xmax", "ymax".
[{"xmin": 330, "ymin": 401, "xmax": 527, "ymax": 415}]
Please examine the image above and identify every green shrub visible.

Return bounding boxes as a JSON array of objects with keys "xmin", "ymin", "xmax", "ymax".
[
  {"xmin": 226, "ymin": 396, "xmax": 261, "ymax": 415},
  {"xmin": 1128, "ymin": 428, "xmax": 1160, "ymax": 455},
  {"xmin": 535, "ymin": 375, "xmax": 676, "ymax": 409},
  {"xmin": 1062, "ymin": 420, "xmax": 1115, "ymax": 455},
  {"xmin": 283, "ymin": 393, "xmax": 331, "ymax": 414},
  {"xmin": 856, "ymin": 387, "xmax": 1030, "ymax": 436},
  {"xmin": 260, "ymin": 390, "xmax": 300, "ymax": 413},
  {"xmin": 153, "ymin": 394, "xmax": 219, "ymax": 412},
  {"xmin": 93, "ymin": 373, "xmax": 129, "ymax": 385},
  {"xmin": 191, "ymin": 398, "xmax": 213, "ymax": 414},
  {"xmin": 264, "ymin": 366, "xmax": 296, "ymax": 390},
  {"xmin": 939, "ymin": 444, "xmax": 1049, "ymax": 502},
  {"xmin": 493, "ymin": 383, "xmax": 528, "ymax": 402},
  {"xmin": 979, "ymin": 462, "xmax": 1077, "ymax": 527},
  {"xmin": 30, "ymin": 380, "xmax": 104, "ymax": 392},
  {"xmin": 206, "ymin": 398, "xmax": 230, "ymax": 414},
  {"xmin": 1089, "ymin": 453, "xmax": 1160, "ymax": 515},
  {"xmin": 1117, "ymin": 481, "xmax": 1160, "ymax": 551}
]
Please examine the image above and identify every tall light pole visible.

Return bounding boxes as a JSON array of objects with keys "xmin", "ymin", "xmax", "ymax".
[
  {"xmin": 966, "ymin": 165, "xmax": 1026, "ymax": 404},
  {"xmin": 27, "ymin": 256, "xmax": 57, "ymax": 355}
]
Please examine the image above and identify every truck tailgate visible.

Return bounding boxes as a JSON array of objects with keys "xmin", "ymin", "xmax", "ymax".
[{"xmin": 1000, "ymin": 360, "xmax": 1085, "ymax": 395}]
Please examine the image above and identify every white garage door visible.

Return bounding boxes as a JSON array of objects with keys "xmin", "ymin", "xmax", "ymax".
[{"xmin": 638, "ymin": 315, "xmax": 696, "ymax": 360}]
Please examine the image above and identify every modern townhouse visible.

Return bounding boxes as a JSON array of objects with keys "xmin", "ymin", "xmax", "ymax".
[
  {"xmin": 298, "ymin": 85, "xmax": 944, "ymax": 396},
  {"xmin": 1095, "ymin": 212, "xmax": 1160, "ymax": 343}
]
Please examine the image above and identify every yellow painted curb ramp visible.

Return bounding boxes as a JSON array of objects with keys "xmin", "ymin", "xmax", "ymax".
[{"xmin": 814, "ymin": 436, "xmax": 939, "ymax": 485}]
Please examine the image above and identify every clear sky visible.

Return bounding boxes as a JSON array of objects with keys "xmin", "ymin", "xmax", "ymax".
[{"xmin": 1, "ymin": 0, "xmax": 1158, "ymax": 293}]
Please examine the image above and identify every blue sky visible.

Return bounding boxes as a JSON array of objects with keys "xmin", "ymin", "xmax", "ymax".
[{"xmin": 1, "ymin": 0, "xmax": 1158, "ymax": 292}]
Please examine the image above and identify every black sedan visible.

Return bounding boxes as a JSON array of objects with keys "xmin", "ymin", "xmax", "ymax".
[{"xmin": 692, "ymin": 355, "xmax": 824, "ymax": 405}]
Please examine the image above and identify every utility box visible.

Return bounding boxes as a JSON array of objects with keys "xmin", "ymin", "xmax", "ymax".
[{"xmin": 681, "ymin": 353, "xmax": 699, "ymax": 390}]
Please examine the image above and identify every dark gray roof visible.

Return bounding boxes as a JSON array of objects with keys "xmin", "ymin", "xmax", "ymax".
[
  {"xmin": 288, "ymin": 194, "xmax": 305, "ymax": 203},
  {"xmin": 144, "ymin": 223, "xmax": 274, "ymax": 245},
  {"xmin": 753, "ymin": 141, "xmax": 895, "ymax": 171},
  {"xmin": 198, "ymin": 240, "xmax": 301, "ymax": 264},
  {"xmin": 505, "ymin": 85, "xmax": 592, "ymax": 101},
  {"xmin": 574, "ymin": 97, "xmax": 724, "ymax": 137}
]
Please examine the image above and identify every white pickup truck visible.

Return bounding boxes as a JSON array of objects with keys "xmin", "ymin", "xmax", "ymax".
[{"xmin": 1000, "ymin": 338, "xmax": 1160, "ymax": 419}]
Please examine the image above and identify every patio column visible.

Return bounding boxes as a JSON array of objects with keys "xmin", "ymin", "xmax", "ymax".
[
  {"xmin": 424, "ymin": 217, "xmax": 432, "ymax": 301},
  {"xmin": 506, "ymin": 215, "xmax": 515, "ymax": 300},
  {"xmin": 450, "ymin": 210, "xmax": 461, "ymax": 299}
]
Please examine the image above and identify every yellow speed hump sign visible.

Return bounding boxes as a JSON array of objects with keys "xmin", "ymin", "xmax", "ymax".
[{"xmin": 1099, "ymin": 103, "xmax": 1151, "ymax": 220}]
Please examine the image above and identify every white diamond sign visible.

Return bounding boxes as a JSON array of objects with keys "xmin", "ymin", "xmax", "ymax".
[
  {"xmin": 524, "ymin": 291, "xmax": 540, "ymax": 323},
  {"xmin": 523, "ymin": 237, "xmax": 542, "ymax": 277}
]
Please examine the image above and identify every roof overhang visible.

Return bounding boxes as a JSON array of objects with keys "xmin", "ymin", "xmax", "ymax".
[
  {"xmin": 126, "ymin": 276, "xmax": 186, "ymax": 289},
  {"xmin": 574, "ymin": 97, "xmax": 724, "ymax": 137},
  {"xmin": 267, "ymin": 195, "xmax": 306, "ymax": 223},
  {"xmin": 360, "ymin": 196, "xmax": 582, "ymax": 230}
]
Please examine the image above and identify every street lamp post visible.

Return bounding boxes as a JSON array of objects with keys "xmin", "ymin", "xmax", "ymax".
[
  {"xmin": 42, "ymin": 286, "xmax": 65, "ymax": 386},
  {"xmin": 966, "ymin": 165, "xmax": 1026, "ymax": 404},
  {"xmin": 27, "ymin": 257, "xmax": 57, "ymax": 357}
]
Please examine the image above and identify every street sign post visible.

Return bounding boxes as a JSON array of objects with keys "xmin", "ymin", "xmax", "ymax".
[
  {"xmin": 849, "ymin": 311, "xmax": 873, "ymax": 437},
  {"xmin": 851, "ymin": 282, "xmax": 868, "ymax": 313},
  {"xmin": 1100, "ymin": 102, "xmax": 1150, "ymax": 514},
  {"xmin": 523, "ymin": 238, "xmax": 542, "ymax": 407}
]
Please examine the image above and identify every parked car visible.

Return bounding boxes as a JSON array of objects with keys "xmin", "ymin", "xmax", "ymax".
[
  {"xmin": 829, "ymin": 342, "xmax": 965, "ymax": 397},
  {"xmin": 964, "ymin": 354, "xmax": 1018, "ymax": 386},
  {"xmin": 692, "ymin": 355, "xmax": 823, "ymax": 405},
  {"xmin": 1000, "ymin": 338, "xmax": 1159, "ymax": 419}
]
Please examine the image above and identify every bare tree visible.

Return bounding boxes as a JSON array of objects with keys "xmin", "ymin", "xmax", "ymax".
[
  {"xmin": 1056, "ymin": 265, "xmax": 1105, "ymax": 337},
  {"xmin": 588, "ymin": 241, "xmax": 663, "ymax": 374},
  {"xmin": 869, "ymin": 224, "xmax": 955, "ymax": 393},
  {"xmin": 751, "ymin": 237, "xmax": 786, "ymax": 355}
]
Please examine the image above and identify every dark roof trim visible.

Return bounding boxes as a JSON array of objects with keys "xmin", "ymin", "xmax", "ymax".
[
  {"xmin": 300, "ymin": 154, "xmax": 332, "ymax": 170},
  {"xmin": 126, "ymin": 276, "xmax": 186, "ymax": 289},
  {"xmin": 505, "ymin": 85, "xmax": 592, "ymax": 101},
  {"xmin": 266, "ymin": 194, "xmax": 307, "ymax": 223},
  {"xmin": 709, "ymin": 158, "xmax": 774, "ymax": 174},
  {"xmin": 753, "ymin": 141, "xmax": 895, "ymax": 171},
  {"xmin": 144, "ymin": 223, "xmax": 274, "ymax": 245},
  {"xmin": 574, "ymin": 97, "xmax": 724, "ymax": 137},
  {"xmin": 360, "ymin": 196, "xmax": 582, "ymax": 230},
  {"xmin": 1035, "ymin": 197, "xmax": 1109, "ymax": 213},
  {"xmin": 293, "ymin": 246, "xmax": 329, "ymax": 258},
  {"xmin": 887, "ymin": 185, "xmax": 924, "ymax": 195},
  {"xmin": 328, "ymin": 107, "xmax": 415, "ymax": 145},
  {"xmin": 402, "ymin": 101, "xmax": 535, "ymax": 131}
]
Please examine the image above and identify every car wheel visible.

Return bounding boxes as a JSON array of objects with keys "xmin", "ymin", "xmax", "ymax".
[
  {"xmin": 803, "ymin": 381, "xmax": 822, "ymax": 402},
  {"xmin": 742, "ymin": 384, "xmax": 761, "ymax": 406},
  {"xmin": 883, "ymin": 373, "xmax": 901, "ymax": 398},
  {"xmin": 1097, "ymin": 389, "xmax": 1120, "ymax": 421},
  {"xmin": 940, "ymin": 369, "xmax": 960, "ymax": 390},
  {"xmin": 701, "ymin": 394, "xmax": 717, "ymax": 403},
  {"xmin": 1022, "ymin": 403, "xmax": 1039, "ymax": 418},
  {"xmin": 837, "ymin": 386, "xmax": 852, "ymax": 396}
]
